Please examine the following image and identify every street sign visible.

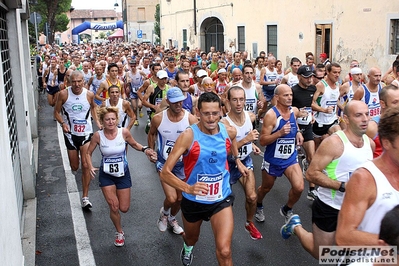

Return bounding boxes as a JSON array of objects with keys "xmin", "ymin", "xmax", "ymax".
[
  {"xmin": 29, "ymin": 12, "xmax": 42, "ymax": 25},
  {"xmin": 137, "ymin": 30, "xmax": 142, "ymax": 38}
]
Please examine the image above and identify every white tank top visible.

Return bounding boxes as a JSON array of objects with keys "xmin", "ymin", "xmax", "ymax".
[
  {"xmin": 128, "ymin": 70, "xmax": 144, "ymax": 93},
  {"xmin": 357, "ymin": 161, "xmax": 399, "ymax": 234},
  {"xmin": 90, "ymin": 74, "xmax": 106, "ymax": 94},
  {"xmin": 315, "ymin": 79, "xmax": 339, "ymax": 125},
  {"xmin": 194, "ymin": 84, "xmax": 204, "ymax": 97},
  {"xmin": 318, "ymin": 131, "xmax": 372, "ymax": 210},
  {"xmin": 255, "ymin": 67, "xmax": 262, "ymax": 83},
  {"xmin": 225, "ymin": 111, "xmax": 253, "ymax": 159},
  {"xmin": 47, "ymin": 69, "xmax": 59, "ymax": 86},
  {"xmin": 157, "ymin": 110, "xmax": 190, "ymax": 163},
  {"xmin": 99, "ymin": 128, "xmax": 127, "ymax": 177},
  {"xmin": 361, "ymin": 84, "xmax": 382, "ymax": 118},
  {"xmin": 265, "ymin": 67, "xmax": 278, "ymax": 90},
  {"xmin": 240, "ymin": 80, "xmax": 258, "ymax": 115},
  {"xmin": 286, "ymin": 72, "xmax": 299, "ymax": 87},
  {"xmin": 82, "ymin": 70, "xmax": 92, "ymax": 84},
  {"xmin": 62, "ymin": 87, "xmax": 93, "ymax": 136},
  {"xmin": 105, "ymin": 98, "xmax": 129, "ymax": 128}
]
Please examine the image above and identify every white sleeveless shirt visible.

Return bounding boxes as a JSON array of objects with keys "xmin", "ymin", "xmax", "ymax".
[
  {"xmin": 105, "ymin": 98, "xmax": 129, "ymax": 128},
  {"xmin": 357, "ymin": 161, "xmax": 399, "ymax": 234},
  {"xmin": 318, "ymin": 131, "xmax": 372, "ymax": 210},
  {"xmin": 225, "ymin": 111, "xmax": 253, "ymax": 159},
  {"xmin": 99, "ymin": 128, "xmax": 127, "ymax": 177},
  {"xmin": 157, "ymin": 110, "xmax": 190, "ymax": 163},
  {"xmin": 62, "ymin": 87, "xmax": 93, "ymax": 136}
]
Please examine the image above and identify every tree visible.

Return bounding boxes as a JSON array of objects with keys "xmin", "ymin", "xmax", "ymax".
[
  {"xmin": 154, "ymin": 4, "xmax": 160, "ymax": 45},
  {"xmin": 99, "ymin": 32, "xmax": 106, "ymax": 40},
  {"xmin": 30, "ymin": 0, "xmax": 72, "ymax": 44}
]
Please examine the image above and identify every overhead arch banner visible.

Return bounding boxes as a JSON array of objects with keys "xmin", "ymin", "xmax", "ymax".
[{"xmin": 71, "ymin": 20, "xmax": 124, "ymax": 43}]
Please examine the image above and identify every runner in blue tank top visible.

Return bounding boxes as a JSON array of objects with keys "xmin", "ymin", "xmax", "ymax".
[
  {"xmin": 160, "ymin": 92, "xmax": 248, "ymax": 266},
  {"xmin": 255, "ymin": 84, "xmax": 305, "ymax": 223}
]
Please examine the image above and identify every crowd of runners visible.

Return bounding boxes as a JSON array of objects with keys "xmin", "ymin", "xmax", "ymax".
[{"xmin": 37, "ymin": 41, "xmax": 399, "ymax": 266}]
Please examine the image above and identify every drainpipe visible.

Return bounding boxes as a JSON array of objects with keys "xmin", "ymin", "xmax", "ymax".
[{"xmin": 194, "ymin": 0, "xmax": 197, "ymax": 35}]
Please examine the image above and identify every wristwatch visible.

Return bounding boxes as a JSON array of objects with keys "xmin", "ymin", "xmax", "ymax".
[
  {"xmin": 338, "ymin": 182, "xmax": 346, "ymax": 192},
  {"xmin": 141, "ymin": 146, "xmax": 149, "ymax": 153}
]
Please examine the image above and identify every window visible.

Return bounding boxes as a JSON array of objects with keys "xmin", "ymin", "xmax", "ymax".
[
  {"xmin": 267, "ymin": 25, "xmax": 277, "ymax": 58},
  {"xmin": 102, "ymin": 18, "xmax": 106, "ymax": 21},
  {"xmin": 94, "ymin": 18, "xmax": 98, "ymax": 21},
  {"xmin": 390, "ymin": 19, "xmax": 399, "ymax": 54},
  {"xmin": 183, "ymin": 29, "xmax": 187, "ymax": 49},
  {"xmin": 315, "ymin": 24, "xmax": 332, "ymax": 63},
  {"xmin": 237, "ymin": 26, "xmax": 245, "ymax": 51},
  {"xmin": 95, "ymin": 30, "xmax": 98, "ymax": 32},
  {"xmin": 138, "ymin": 7, "xmax": 146, "ymax": 22}
]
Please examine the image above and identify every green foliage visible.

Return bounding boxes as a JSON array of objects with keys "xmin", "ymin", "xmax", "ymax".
[
  {"xmin": 99, "ymin": 32, "xmax": 106, "ymax": 39},
  {"xmin": 154, "ymin": 4, "xmax": 160, "ymax": 44},
  {"xmin": 30, "ymin": 0, "xmax": 72, "ymax": 44}
]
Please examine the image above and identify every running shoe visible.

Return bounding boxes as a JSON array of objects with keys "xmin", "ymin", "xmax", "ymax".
[
  {"xmin": 134, "ymin": 120, "xmax": 139, "ymax": 126},
  {"xmin": 168, "ymin": 218, "xmax": 184, "ymax": 235},
  {"xmin": 81, "ymin": 197, "xmax": 92, "ymax": 209},
  {"xmin": 307, "ymin": 189, "xmax": 318, "ymax": 201},
  {"xmin": 245, "ymin": 221, "xmax": 263, "ymax": 240},
  {"xmin": 157, "ymin": 207, "xmax": 168, "ymax": 232},
  {"xmin": 280, "ymin": 214, "xmax": 301, "ymax": 239},
  {"xmin": 280, "ymin": 205, "xmax": 293, "ymax": 222},
  {"xmin": 114, "ymin": 231, "xmax": 125, "ymax": 247},
  {"xmin": 255, "ymin": 207, "xmax": 265, "ymax": 222},
  {"xmin": 180, "ymin": 247, "xmax": 193, "ymax": 266}
]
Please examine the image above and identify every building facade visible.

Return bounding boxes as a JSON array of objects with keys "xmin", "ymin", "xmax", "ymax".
[
  {"xmin": 122, "ymin": 0, "xmax": 158, "ymax": 43},
  {"xmin": 160, "ymin": 0, "xmax": 399, "ymax": 73},
  {"xmin": 60, "ymin": 9, "xmax": 122, "ymax": 44},
  {"xmin": 0, "ymin": 0, "xmax": 38, "ymax": 265}
]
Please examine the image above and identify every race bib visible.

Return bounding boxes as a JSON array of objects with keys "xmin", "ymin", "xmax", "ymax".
[
  {"xmin": 297, "ymin": 107, "xmax": 312, "ymax": 125},
  {"xmin": 103, "ymin": 156, "xmax": 125, "ymax": 177},
  {"xmin": 369, "ymin": 105, "xmax": 381, "ymax": 117},
  {"xmin": 326, "ymin": 100, "xmax": 337, "ymax": 115},
  {"xmin": 72, "ymin": 119, "xmax": 87, "ymax": 134},
  {"xmin": 155, "ymin": 97, "xmax": 162, "ymax": 105},
  {"xmin": 195, "ymin": 173, "xmax": 223, "ymax": 202},
  {"xmin": 274, "ymin": 138, "xmax": 295, "ymax": 159},
  {"xmin": 244, "ymin": 99, "xmax": 256, "ymax": 112},
  {"xmin": 238, "ymin": 143, "xmax": 252, "ymax": 159}
]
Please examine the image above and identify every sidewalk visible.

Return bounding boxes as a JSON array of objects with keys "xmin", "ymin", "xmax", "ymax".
[{"xmin": 35, "ymin": 93, "xmax": 80, "ymax": 265}]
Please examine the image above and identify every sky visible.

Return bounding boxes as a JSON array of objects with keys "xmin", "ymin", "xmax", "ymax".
[{"xmin": 71, "ymin": 0, "xmax": 122, "ymax": 11}]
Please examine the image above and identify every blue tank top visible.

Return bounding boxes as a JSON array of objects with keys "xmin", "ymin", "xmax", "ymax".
[
  {"xmin": 264, "ymin": 106, "xmax": 298, "ymax": 167},
  {"xmin": 182, "ymin": 93, "xmax": 193, "ymax": 112},
  {"xmin": 182, "ymin": 123, "xmax": 232, "ymax": 204}
]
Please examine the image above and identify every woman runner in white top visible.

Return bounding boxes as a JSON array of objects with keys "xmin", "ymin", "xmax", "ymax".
[{"xmin": 86, "ymin": 106, "xmax": 156, "ymax": 247}]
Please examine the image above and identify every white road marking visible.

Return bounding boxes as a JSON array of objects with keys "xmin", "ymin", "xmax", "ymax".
[{"xmin": 57, "ymin": 125, "xmax": 96, "ymax": 266}]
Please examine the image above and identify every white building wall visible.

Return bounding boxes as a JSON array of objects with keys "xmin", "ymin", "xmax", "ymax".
[
  {"xmin": 0, "ymin": 9, "xmax": 25, "ymax": 266},
  {"xmin": 0, "ymin": 1, "xmax": 38, "ymax": 265},
  {"xmin": 160, "ymin": 0, "xmax": 399, "ymax": 74}
]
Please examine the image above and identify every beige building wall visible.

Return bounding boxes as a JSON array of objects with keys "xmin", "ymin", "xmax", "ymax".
[
  {"xmin": 125, "ymin": 0, "xmax": 158, "ymax": 42},
  {"xmin": 160, "ymin": 0, "xmax": 399, "ymax": 74}
]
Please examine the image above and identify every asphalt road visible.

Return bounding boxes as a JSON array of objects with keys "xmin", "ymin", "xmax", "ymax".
[{"xmin": 35, "ymin": 93, "xmax": 320, "ymax": 266}]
